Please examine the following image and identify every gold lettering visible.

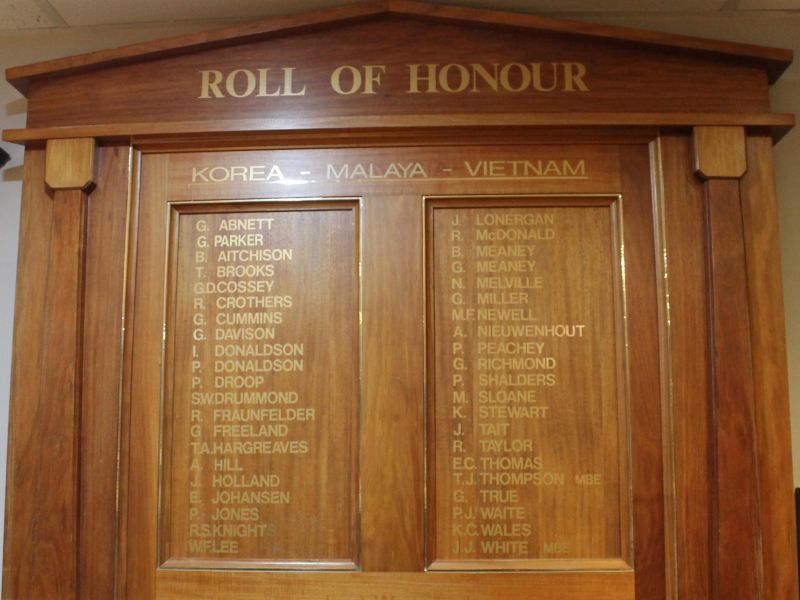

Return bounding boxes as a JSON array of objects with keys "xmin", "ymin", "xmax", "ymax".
[
  {"xmin": 198, "ymin": 70, "xmax": 224, "ymax": 99},
  {"xmin": 256, "ymin": 68, "xmax": 282, "ymax": 97},
  {"xmin": 499, "ymin": 63, "xmax": 530, "ymax": 92},
  {"xmin": 331, "ymin": 65, "xmax": 386, "ymax": 94},
  {"xmin": 280, "ymin": 67, "xmax": 307, "ymax": 96},
  {"xmin": 439, "ymin": 63, "xmax": 471, "ymax": 93},
  {"xmin": 531, "ymin": 63, "xmax": 558, "ymax": 92},
  {"xmin": 225, "ymin": 69, "xmax": 257, "ymax": 98},
  {"xmin": 363, "ymin": 65, "xmax": 387, "ymax": 94},
  {"xmin": 563, "ymin": 62, "xmax": 589, "ymax": 91},
  {"xmin": 200, "ymin": 63, "xmax": 589, "ymax": 99},
  {"xmin": 407, "ymin": 63, "xmax": 438, "ymax": 93},
  {"xmin": 198, "ymin": 67, "xmax": 306, "ymax": 98},
  {"xmin": 575, "ymin": 473, "xmax": 603, "ymax": 485},
  {"xmin": 471, "ymin": 63, "xmax": 499, "ymax": 92},
  {"xmin": 188, "ymin": 539, "xmax": 239, "ymax": 553},
  {"xmin": 330, "ymin": 65, "xmax": 362, "ymax": 95},
  {"xmin": 481, "ymin": 540, "xmax": 529, "ymax": 554},
  {"xmin": 543, "ymin": 542, "xmax": 571, "ymax": 554}
]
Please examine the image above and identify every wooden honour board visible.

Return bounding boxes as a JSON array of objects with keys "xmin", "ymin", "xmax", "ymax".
[{"xmin": 2, "ymin": 3, "xmax": 798, "ymax": 600}]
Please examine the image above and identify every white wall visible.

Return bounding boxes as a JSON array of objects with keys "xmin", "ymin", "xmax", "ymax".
[{"xmin": 0, "ymin": 9, "xmax": 798, "ymax": 577}]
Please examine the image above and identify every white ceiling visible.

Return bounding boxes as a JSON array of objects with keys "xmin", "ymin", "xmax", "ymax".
[{"xmin": 0, "ymin": 0, "xmax": 798, "ymax": 30}]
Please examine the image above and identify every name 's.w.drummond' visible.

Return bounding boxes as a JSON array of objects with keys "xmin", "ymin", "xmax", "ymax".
[{"xmin": 198, "ymin": 62, "xmax": 590, "ymax": 99}]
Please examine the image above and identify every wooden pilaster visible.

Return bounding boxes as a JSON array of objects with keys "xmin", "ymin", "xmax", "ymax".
[
  {"xmin": 694, "ymin": 126, "xmax": 763, "ymax": 600},
  {"xmin": 2, "ymin": 138, "xmax": 95, "ymax": 600},
  {"xmin": 740, "ymin": 135, "xmax": 799, "ymax": 600}
]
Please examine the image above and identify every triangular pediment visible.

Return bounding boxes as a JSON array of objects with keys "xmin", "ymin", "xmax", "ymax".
[
  {"xmin": 4, "ymin": 1, "xmax": 793, "ymax": 143},
  {"xmin": 7, "ymin": 0, "xmax": 791, "ymax": 93}
]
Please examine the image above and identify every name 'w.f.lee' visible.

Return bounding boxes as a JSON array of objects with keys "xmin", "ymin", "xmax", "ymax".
[{"xmin": 198, "ymin": 62, "xmax": 590, "ymax": 98}]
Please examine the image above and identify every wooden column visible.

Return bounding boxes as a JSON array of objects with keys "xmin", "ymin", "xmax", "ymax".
[
  {"xmin": 2, "ymin": 138, "xmax": 95, "ymax": 600},
  {"xmin": 693, "ymin": 126, "xmax": 761, "ymax": 600}
]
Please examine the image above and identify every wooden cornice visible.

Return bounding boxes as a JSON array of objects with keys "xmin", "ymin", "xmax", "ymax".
[{"xmin": 3, "ymin": 112, "xmax": 795, "ymax": 145}]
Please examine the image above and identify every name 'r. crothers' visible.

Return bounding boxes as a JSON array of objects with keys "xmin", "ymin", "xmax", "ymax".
[{"xmin": 198, "ymin": 62, "xmax": 590, "ymax": 98}]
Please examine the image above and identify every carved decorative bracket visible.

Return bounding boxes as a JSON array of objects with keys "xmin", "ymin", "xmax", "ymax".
[
  {"xmin": 45, "ymin": 138, "xmax": 96, "ymax": 192},
  {"xmin": 693, "ymin": 126, "xmax": 747, "ymax": 180}
]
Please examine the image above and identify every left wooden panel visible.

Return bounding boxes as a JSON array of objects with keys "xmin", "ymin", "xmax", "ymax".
[
  {"xmin": 160, "ymin": 201, "xmax": 361, "ymax": 571},
  {"xmin": 2, "ymin": 145, "xmax": 132, "ymax": 600}
]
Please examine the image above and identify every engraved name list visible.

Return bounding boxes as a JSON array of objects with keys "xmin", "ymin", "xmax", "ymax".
[
  {"xmin": 162, "ymin": 203, "xmax": 359, "ymax": 568},
  {"xmin": 428, "ymin": 198, "xmax": 627, "ymax": 568}
]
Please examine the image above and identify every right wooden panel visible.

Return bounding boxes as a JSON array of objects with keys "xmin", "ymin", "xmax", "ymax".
[{"xmin": 425, "ymin": 196, "xmax": 630, "ymax": 571}]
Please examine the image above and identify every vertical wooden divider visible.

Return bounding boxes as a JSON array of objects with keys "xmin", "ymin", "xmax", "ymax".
[
  {"xmin": 361, "ymin": 191, "xmax": 425, "ymax": 571},
  {"xmin": 653, "ymin": 135, "xmax": 712, "ymax": 600},
  {"xmin": 620, "ymin": 145, "xmax": 665, "ymax": 600},
  {"xmin": 78, "ymin": 145, "xmax": 132, "ymax": 600},
  {"xmin": 2, "ymin": 138, "xmax": 96, "ymax": 600}
]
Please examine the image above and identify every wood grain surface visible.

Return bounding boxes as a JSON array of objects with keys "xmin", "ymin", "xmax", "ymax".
[
  {"xmin": 618, "ymin": 144, "xmax": 665, "ymax": 600},
  {"xmin": 44, "ymin": 138, "xmax": 96, "ymax": 190},
  {"xmin": 78, "ymin": 145, "xmax": 132, "ymax": 600},
  {"xmin": 118, "ymin": 152, "xmax": 167, "ymax": 600},
  {"xmin": 705, "ymin": 178, "xmax": 762, "ymax": 600},
  {"xmin": 3, "ymin": 112, "xmax": 795, "ymax": 145},
  {"xmin": 740, "ymin": 135, "xmax": 799, "ymax": 600},
  {"xmin": 2, "ymin": 151, "xmax": 86, "ymax": 600},
  {"xmin": 156, "ymin": 569, "xmax": 635, "ymax": 600},
  {"xmin": 693, "ymin": 126, "xmax": 747, "ymax": 180},
  {"xmin": 653, "ymin": 135, "xmax": 712, "ymax": 600}
]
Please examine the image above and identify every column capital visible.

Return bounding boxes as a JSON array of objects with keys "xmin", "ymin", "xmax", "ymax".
[
  {"xmin": 693, "ymin": 126, "xmax": 747, "ymax": 180},
  {"xmin": 45, "ymin": 137, "xmax": 96, "ymax": 191}
]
